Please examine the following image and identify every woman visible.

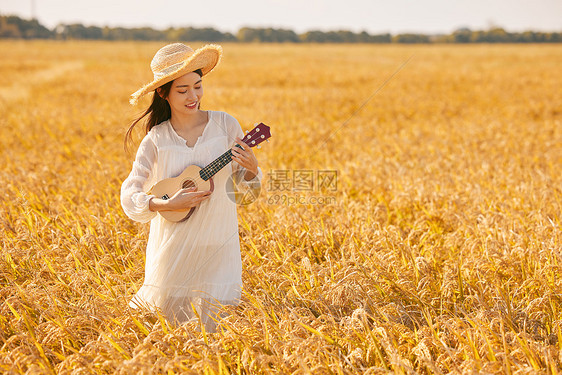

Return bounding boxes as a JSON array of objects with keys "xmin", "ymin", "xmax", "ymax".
[{"xmin": 121, "ymin": 43, "xmax": 262, "ymax": 331}]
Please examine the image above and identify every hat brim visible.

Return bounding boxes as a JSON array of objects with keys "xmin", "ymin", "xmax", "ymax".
[{"xmin": 130, "ymin": 44, "xmax": 222, "ymax": 106}]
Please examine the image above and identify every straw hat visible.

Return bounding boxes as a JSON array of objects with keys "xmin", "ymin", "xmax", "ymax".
[{"xmin": 130, "ymin": 43, "xmax": 222, "ymax": 105}]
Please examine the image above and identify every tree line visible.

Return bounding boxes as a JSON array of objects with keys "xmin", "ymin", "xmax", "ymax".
[{"xmin": 1, "ymin": 15, "xmax": 561, "ymax": 43}]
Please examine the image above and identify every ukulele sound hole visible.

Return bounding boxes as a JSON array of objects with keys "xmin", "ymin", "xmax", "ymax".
[{"xmin": 182, "ymin": 179, "xmax": 196, "ymax": 190}]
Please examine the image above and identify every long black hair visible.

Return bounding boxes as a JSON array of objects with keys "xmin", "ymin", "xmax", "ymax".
[{"xmin": 124, "ymin": 68, "xmax": 203, "ymax": 153}]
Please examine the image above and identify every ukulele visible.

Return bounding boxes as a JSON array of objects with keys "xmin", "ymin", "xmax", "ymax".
[{"xmin": 150, "ymin": 123, "xmax": 271, "ymax": 222}]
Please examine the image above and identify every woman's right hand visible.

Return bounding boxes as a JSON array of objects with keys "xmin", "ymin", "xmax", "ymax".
[
  {"xmin": 149, "ymin": 187, "xmax": 211, "ymax": 212},
  {"xmin": 166, "ymin": 187, "xmax": 212, "ymax": 210}
]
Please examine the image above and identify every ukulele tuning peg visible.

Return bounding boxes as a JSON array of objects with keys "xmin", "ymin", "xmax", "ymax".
[
  {"xmin": 251, "ymin": 140, "xmax": 256, "ymax": 145},
  {"xmin": 257, "ymin": 145, "xmax": 262, "ymax": 149},
  {"xmin": 261, "ymin": 135, "xmax": 265, "ymax": 138}
]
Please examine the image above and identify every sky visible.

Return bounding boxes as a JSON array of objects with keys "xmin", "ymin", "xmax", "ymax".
[{"xmin": 0, "ymin": 0, "xmax": 561, "ymax": 34}]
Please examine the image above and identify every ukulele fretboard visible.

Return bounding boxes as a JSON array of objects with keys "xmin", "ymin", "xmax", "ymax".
[{"xmin": 199, "ymin": 144, "xmax": 243, "ymax": 181}]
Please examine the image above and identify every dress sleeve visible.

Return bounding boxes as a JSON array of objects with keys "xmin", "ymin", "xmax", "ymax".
[
  {"xmin": 225, "ymin": 113, "xmax": 263, "ymax": 186},
  {"xmin": 120, "ymin": 134, "xmax": 158, "ymax": 223}
]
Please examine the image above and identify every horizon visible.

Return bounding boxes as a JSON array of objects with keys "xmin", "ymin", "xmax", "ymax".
[
  {"xmin": 1, "ymin": 0, "xmax": 561, "ymax": 35},
  {"xmin": 3, "ymin": 12, "xmax": 561, "ymax": 36}
]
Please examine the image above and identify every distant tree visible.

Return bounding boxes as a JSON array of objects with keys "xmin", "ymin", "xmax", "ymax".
[
  {"xmin": 452, "ymin": 27, "xmax": 472, "ymax": 43},
  {"xmin": 548, "ymin": 32, "xmax": 562, "ymax": 42},
  {"xmin": 469, "ymin": 30, "xmax": 485, "ymax": 43},
  {"xmin": 0, "ymin": 17, "xmax": 21, "ymax": 38},
  {"xmin": 470, "ymin": 27, "xmax": 513, "ymax": 43},
  {"xmin": 129, "ymin": 27, "xmax": 166, "ymax": 41},
  {"xmin": 336, "ymin": 30, "xmax": 358, "ymax": 43},
  {"xmin": 300, "ymin": 30, "xmax": 327, "ymax": 43},
  {"xmin": 238, "ymin": 27, "xmax": 299, "ymax": 42},
  {"xmin": 0, "ymin": 15, "xmax": 52, "ymax": 38},
  {"xmin": 170, "ymin": 27, "xmax": 236, "ymax": 42},
  {"xmin": 393, "ymin": 33, "xmax": 430, "ymax": 43},
  {"xmin": 515, "ymin": 31, "xmax": 535, "ymax": 43},
  {"xmin": 272, "ymin": 28, "xmax": 300, "ymax": 43},
  {"xmin": 323, "ymin": 31, "xmax": 345, "ymax": 43},
  {"xmin": 431, "ymin": 34, "xmax": 451, "ymax": 43},
  {"xmin": 370, "ymin": 33, "xmax": 392, "ymax": 43},
  {"xmin": 487, "ymin": 27, "xmax": 510, "ymax": 42},
  {"xmin": 237, "ymin": 27, "xmax": 259, "ymax": 42},
  {"xmin": 101, "ymin": 27, "xmax": 127, "ymax": 40},
  {"xmin": 300, "ymin": 30, "xmax": 344, "ymax": 43},
  {"xmin": 57, "ymin": 24, "xmax": 102, "ymax": 39}
]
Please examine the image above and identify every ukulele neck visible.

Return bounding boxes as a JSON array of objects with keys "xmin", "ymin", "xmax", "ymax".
[{"xmin": 199, "ymin": 144, "xmax": 243, "ymax": 181}]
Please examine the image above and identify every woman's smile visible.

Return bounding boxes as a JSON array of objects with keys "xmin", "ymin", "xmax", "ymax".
[{"xmin": 164, "ymin": 72, "xmax": 204, "ymax": 114}]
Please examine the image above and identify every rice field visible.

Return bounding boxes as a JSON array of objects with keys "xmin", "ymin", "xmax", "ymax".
[{"xmin": 0, "ymin": 40, "xmax": 561, "ymax": 373}]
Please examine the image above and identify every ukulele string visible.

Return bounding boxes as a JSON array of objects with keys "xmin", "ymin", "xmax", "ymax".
[{"xmin": 200, "ymin": 142, "xmax": 247, "ymax": 181}]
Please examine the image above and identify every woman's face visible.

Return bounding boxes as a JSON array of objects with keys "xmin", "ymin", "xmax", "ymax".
[{"xmin": 165, "ymin": 72, "xmax": 203, "ymax": 115}]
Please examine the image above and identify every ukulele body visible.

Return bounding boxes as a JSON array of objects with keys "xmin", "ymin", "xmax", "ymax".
[{"xmin": 150, "ymin": 164, "xmax": 214, "ymax": 222}]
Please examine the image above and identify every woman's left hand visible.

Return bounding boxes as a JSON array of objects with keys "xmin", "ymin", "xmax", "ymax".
[{"xmin": 231, "ymin": 137, "xmax": 259, "ymax": 180}]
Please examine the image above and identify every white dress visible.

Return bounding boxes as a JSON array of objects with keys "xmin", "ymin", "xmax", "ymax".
[{"xmin": 120, "ymin": 111, "xmax": 262, "ymax": 330}]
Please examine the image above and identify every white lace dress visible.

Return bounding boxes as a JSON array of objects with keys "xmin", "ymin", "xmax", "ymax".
[{"xmin": 121, "ymin": 111, "xmax": 262, "ymax": 330}]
